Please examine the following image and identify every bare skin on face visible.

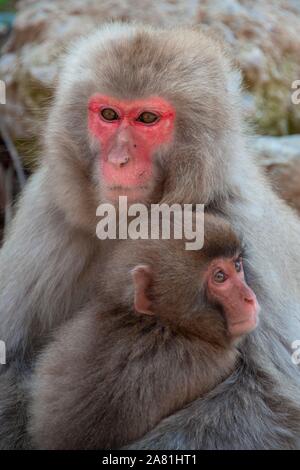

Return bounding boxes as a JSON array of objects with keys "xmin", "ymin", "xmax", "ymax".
[
  {"xmin": 206, "ymin": 256, "xmax": 259, "ymax": 338},
  {"xmin": 88, "ymin": 95, "xmax": 175, "ymax": 201}
]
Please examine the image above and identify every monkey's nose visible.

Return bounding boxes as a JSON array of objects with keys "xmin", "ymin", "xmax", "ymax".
[
  {"xmin": 119, "ymin": 156, "xmax": 129, "ymax": 167},
  {"xmin": 243, "ymin": 294, "xmax": 260, "ymax": 316},
  {"xmin": 108, "ymin": 153, "xmax": 130, "ymax": 168},
  {"xmin": 241, "ymin": 284, "xmax": 257, "ymax": 306}
]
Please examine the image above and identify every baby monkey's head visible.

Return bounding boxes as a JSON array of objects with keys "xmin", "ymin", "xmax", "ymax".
[
  {"xmin": 131, "ymin": 214, "xmax": 259, "ymax": 343},
  {"xmin": 104, "ymin": 213, "xmax": 259, "ymax": 346}
]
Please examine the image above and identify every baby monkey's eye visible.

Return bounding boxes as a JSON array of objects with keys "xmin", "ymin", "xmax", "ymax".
[
  {"xmin": 235, "ymin": 258, "xmax": 242, "ymax": 273},
  {"xmin": 100, "ymin": 108, "xmax": 119, "ymax": 121},
  {"xmin": 137, "ymin": 112, "xmax": 159, "ymax": 124},
  {"xmin": 214, "ymin": 270, "xmax": 227, "ymax": 283}
]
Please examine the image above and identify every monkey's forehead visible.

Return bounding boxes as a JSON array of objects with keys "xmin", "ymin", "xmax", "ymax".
[{"xmin": 58, "ymin": 22, "xmax": 241, "ymax": 101}]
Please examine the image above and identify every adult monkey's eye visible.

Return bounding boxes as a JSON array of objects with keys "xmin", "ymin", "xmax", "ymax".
[
  {"xmin": 213, "ymin": 270, "xmax": 227, "ymax": 283},
  {"xmin": 137, "ymin": 111, "xmax": 159, "ymax": 124},
  {"xmin": 100, "ymin": 108, "xmax": 119, "ymax": 121}
]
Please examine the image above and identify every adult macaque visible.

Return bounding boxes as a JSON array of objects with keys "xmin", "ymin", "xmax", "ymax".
[
  {"xmin": 29, "ymin": 215, "xmax": 259, "ymax": 449},
  {"xmin": 0, "ymin": 22, "xmax": 300, "ymax": 449}
]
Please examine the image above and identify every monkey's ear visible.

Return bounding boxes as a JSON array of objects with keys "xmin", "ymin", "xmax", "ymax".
[{"xmin": 131, "ymin": 265, "xmax": 154, "ymax": 315}]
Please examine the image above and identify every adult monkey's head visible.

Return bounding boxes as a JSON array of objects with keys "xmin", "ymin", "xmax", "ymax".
[{"xmin": 45, "ymin": 23, "xmax": 244, "ymax": 230}]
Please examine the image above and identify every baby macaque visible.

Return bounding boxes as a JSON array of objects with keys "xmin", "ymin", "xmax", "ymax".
[{"xmin": 28, "ymin": 214, "xmax": 259, "ymax": 449}]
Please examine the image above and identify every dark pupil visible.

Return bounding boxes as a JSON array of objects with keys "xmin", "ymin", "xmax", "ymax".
[
  {"xmin": 214, "ymin": 271, "xmax": 226, "ymax": 283},
  {"xmin": 101, "ymin": 108, "xmax": 118, "ymax": 121},
  {"xmin": 138, "ymin": 112, "xmax": 158, "ymax": 124}
]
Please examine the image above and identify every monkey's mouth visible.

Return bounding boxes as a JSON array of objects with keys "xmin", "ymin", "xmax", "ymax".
[
  {"xmin": 104, "ymin": 185, "xmax": 151, "ymax": 202},
  {"xmin": 108, "ymin": 185, "xmax": 149, "ymax": 191}
]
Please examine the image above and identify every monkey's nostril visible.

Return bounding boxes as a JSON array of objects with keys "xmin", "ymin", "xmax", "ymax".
[{"xmin": 120, "ymin": 157, "xmax": 129, "ymax": 167}]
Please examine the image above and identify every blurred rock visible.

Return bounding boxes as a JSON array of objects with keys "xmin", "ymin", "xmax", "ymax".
[
  {"xmin": 254, "ymin": 135, "xmax": 300, "ymax": 214},
  {"xmin": 197, "ymin": 0, "xmax": 300, "ymax": 136}
]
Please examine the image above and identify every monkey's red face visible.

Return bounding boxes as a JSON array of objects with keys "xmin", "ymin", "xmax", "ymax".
[
  {"xmin": 207, "ymin": 257, "xmax": 259, "ymax": 338},
  {"xmin": 88, "ymin": 95, "xmax": 175, "ymax": 202}
]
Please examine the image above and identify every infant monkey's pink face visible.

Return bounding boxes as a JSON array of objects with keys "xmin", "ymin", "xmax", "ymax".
[{"xmin": 207, "ymin": 256, "xmax": 259, "ymax": 338}]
